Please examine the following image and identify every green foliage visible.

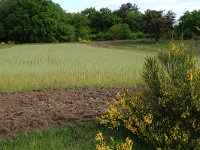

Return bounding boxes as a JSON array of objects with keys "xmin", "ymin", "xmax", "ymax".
[
  {"xmin": 115, "ymin": 3, "xmax": 140, "ymax": 19},
  {"xmin": 176, "ymin": 10, "xmax": 200, "ymax": 39},
  {"xmin": 0, "ymin": 23, "xmax": 5, "ymax": 40},
  {"xmin": 108, "ymin": 24, "xmax": 132, "ymax": 40},
  {"xmin": 143, "ymin": 10, "xmax": 175, "ymax": 43},
  {"xmin": 89, "ymin": 32, "xmax": 112, "ymax": 41},
  {"xmin": 124, "ymin": 12, "xmax": 142, "ymax": 32},
  {"xmin": 142, "ymin": 42, "xmax": 200, "ymax": 149},
  {"xmin": 56, "ymin": 24, "xmax": 76, "ymax": 42},
  {"xmin": 96, "ymin": 8, "xmax": 121, "ymax": 33},
  {"xmin": 68, "ymin": 13, "xmax": 90, "ymax": 39},
  {"xmin": 0, "ymin": 1, "xmax": 198, "ymax": 43},
  {"xmin": 99, "ymin": 42, "xmax": 200, "ymax": 149},
  {"xmin": 0, "ymin": 0, "xmax": 75, "ymax": 43},
  {"xmin": 130, "ymin": 32, "xmax": 145, "ymax": 40}
]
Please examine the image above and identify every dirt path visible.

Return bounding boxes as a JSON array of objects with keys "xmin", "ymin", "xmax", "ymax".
[{"xmin": 0, "ymin": 87, "xmax": 139, "ymax": 139}]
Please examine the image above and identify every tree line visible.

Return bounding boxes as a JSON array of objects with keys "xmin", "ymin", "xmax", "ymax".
[{"xmin": 0, "ymin": 0, "xmax": 199, "ymax": 43}]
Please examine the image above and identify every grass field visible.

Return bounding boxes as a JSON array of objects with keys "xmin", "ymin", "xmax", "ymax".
[
  {"xmin": 0, "ymin": 40, "xmax": 199, "ymax": 150},
  {"xmin": 0, "ymin": 43, "xmax": 149, "ymax": 92}
]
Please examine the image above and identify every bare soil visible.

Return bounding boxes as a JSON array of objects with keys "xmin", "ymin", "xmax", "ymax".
[{"xmin": 0, "ymin": 87, "xmax": 140, "ymax": 139}]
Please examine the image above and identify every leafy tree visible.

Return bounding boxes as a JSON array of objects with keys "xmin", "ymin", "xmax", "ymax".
[
  {"xmin": 56, "ymin": 23, "xmax": 75, "ymax": 42},
  {"xmin": 81, "ymin": 7, "xmax": 98, "ymax": 33},
  {"xmin": 115, "ymin": 3, "xmax": 139, "ymax": 19},
  {"xmin": 95, "ymin": 8, "xmax": 121, "ymax": 33},
  {"xmin": 176, "ymin": 10, "xmax": 200, "ymax": 39},
  {"xmin": 0, "ymin": 23, "xmax": 5, "ymax": 40},
  {"xmin": 142, "ymin": 10, "xmax": 175, "ymax": 43},
  {"xmin": 124, "ymin": 12, "xmax": 142, "ymax": 32},
  {"xmin": 68, "ymin": 13, "xmax": 90, "ymax": 39},
  {"xmin": 1, "ymin": 0, "xmax": 75, "ymax": 43}
]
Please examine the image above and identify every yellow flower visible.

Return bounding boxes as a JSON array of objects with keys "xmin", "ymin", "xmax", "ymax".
[
  {"xmin": 143, "ymin": 114, "xmax": 153, "ymax": 125},
  {"xmin": 182, "ymin": 132, "xmax": 189, "ymax": 142},
  {"xmin": 95, "ymin": 132, "xmax": 104, "ymax": 142},
  {"xmin": 171, "ymin": 43, "xmax": 176, "ymax": 50},
  {"xmin": 188, "ymin": 70, "xmax": 193, "ymax": 81},
  {"xmin": 117, "ymin": 138, "xmax": 133, "ymax": 150},
  {"xmin": 164, "ymin": 133, "xmax": 168, "ymax": 141},
  {"xmin": 181, "ymin": 111, "xmax": 190, "ymax": 119}
]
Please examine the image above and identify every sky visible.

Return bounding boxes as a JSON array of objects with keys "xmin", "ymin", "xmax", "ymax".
[{"xmin": 52, "ymin": 0, "xmax": 200, "ymax": 20}]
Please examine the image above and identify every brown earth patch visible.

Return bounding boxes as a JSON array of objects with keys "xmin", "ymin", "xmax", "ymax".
[{"xmin": 0, "ymin": 87, "xmax": 140, "ymax": 139}]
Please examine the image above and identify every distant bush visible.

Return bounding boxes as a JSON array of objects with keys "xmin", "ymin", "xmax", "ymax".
[
  {"xmin": 130, "ymin": 32, "xmax": 145, "ymax": 40},
  {"xmin": 99, "ymin": 41, "xmax": 200, "ymax": 149},
  {"xmin": 89, "ymin": 32, "xmax": 112, "ymax": 41},
  {"xmin": 76, "ymin": 27, "xmax": 91, "ymax": 39},
  {"xmin": 108, "ymin": 23, "xmax": 132, "ymax": 40}
]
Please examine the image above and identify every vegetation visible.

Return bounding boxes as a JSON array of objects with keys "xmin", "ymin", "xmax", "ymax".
[
  {"xmin": 1, "ymin": 0, "xmax": 199, "ymax": 43},
  {"xmin": 98, "ymin": 41, "xmax": 200, "ymax": 149},
  {"xmin": 176, "ymin": 10, "xmax": 200, "ymax": 39},
  {"xmin": 0, "ymin": 123, "xmax": 98, "ymax": 150},
  {"xmin": 108, "ymin": 23, "xmax": 132, "ymax": 40},
  {"xmin": 0, "ymin": 42, "xmax": 148, "ymax": 92},
  {"xmin": 0, "ymin": 39, "xmax": 199, "ymax": 92},
  {"xmin": 142, "ymin": 10, "xmax": 175, "ymax": 43}
]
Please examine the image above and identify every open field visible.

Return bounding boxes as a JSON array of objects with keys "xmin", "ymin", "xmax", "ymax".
[
  {"xmin": 0, "ymin": 43, "xmax": 150, "ymax": 92},
  {"xmin": 0, "ymin": 40, "xmax": 199, "ymax": 149}
]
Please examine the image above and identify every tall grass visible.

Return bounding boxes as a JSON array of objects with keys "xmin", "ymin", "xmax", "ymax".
[
  {"xmin": 0, "ymin": 43, "xmax": 149, "ymax": 92},
  {"xmin": 0, "ymin": 123, "xmax": 151, "ymax": 150}
]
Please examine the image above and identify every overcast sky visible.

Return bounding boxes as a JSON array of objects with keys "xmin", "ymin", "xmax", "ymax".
[{"xmin": 52, "ymin": 0, "xmax": 200, "ymax": 19}]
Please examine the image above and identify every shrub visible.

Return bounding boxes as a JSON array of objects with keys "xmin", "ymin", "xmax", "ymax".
[
  {"xmin": 130, "ymin": 32, "xmax": 145, "ymax": 40},
  {"xmin": 99, "ymin": 41, "xmax": 200, "ymax": 149},
  {"xmin": 76, "ymin": 27, "xmax": 90, "ymax": 39},
  {"xmin": 108, "ymin": 23, "xmax": 132, "ymax": 40},
  {"xmin": 95, "ymin": 132, "xmax": 133, "ymax": 150},
  {"xmin": 89, "ymin": 32, "xmax": 112, "ymax": 41}
]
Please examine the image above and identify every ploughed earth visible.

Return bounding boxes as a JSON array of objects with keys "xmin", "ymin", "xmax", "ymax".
[{"xmin": 0, "ymin": 87, "xmax": 140, "ymax": 139}]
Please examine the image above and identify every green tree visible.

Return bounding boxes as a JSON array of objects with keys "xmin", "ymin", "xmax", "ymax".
[
  {"xmin": 69, "ymin": 13, "xmax": 90, "ymax": 39},
  {"xmin": 81, "ymin": 7, "xmax": 98, "ymax": 33},
  {"xmin": 124, "ymin": 12, "xmax": 142, "ymax": 32},
  {"xmin": 115, "ymin": 3, "xmax": 139, "ymax": 19},
  {"xmin": 94, "ymin": 8, "xmax": 121, "ymax": 33},
  {"xmin": 176, "ymin": 10, "xmax": 200, "ymax": 39},
  {"xmin": 1, "ymin": 0, "xmax": 75, "ymax": 43},
  {"xmin": 142, "ymin": 10, "xmax": 175, "ymax": 43}
]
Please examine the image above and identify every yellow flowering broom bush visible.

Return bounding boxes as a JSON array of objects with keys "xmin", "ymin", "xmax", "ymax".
[
  {"xmin": 95, "ymin": 132, "xmax": 133, "ymax": 150},
  {"xmin": 98, "ymin": 41, "xmax": 200, "ymax": 149}
]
